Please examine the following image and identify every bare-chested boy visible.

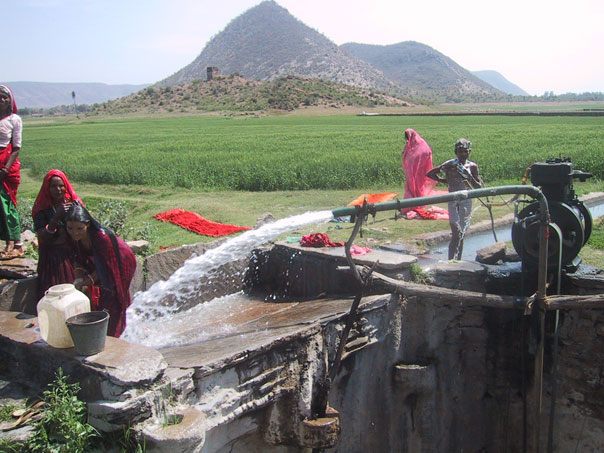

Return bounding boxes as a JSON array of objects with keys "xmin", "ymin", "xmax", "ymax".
[{"xmin": 426, "ymin": 138, "xmax": 483, "ymax": 260}]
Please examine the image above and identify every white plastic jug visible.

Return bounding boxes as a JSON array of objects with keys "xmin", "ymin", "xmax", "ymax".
[{"xmin": 37, "ymin": 284, "xmax": 91, "ymax": 348}]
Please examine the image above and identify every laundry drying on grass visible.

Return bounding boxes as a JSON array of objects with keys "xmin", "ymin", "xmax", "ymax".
[{"xmin": 154, "ymin": 209, "xmax": 251, "ymax": 237}]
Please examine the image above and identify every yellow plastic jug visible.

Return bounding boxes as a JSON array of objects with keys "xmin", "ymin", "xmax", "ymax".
[{"xmin": 37, "ymin": 284, "xmax": 91, "ymax": 348}]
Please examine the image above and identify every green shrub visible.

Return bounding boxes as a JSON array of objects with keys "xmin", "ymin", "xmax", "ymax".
[{"xmin": 28, "ymin": 368, "xmax": 97, "ymax": 452}]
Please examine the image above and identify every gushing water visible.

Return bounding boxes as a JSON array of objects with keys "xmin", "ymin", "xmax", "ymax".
[{"xmin": 122, "ymin": 210, "xmax": 334, "ymax": 346}]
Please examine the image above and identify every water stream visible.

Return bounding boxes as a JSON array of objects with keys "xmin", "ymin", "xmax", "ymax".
[
  {"xmin": 122, "ymin": 199, "xmax": 604, "ymax": 348},
  {"xmin": 122, "ymin": 210, "xmax": 333, "ymax": 346},
  {"xmin": 426, "ymin": 200, "xmax": 604, "ymax": 263}
]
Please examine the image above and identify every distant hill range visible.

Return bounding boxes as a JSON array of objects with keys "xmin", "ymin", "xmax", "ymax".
[
  {"xmin": 159, "ymin": 1, "xmax": 512, "ymax": 102},
  {"xmin": 340, "ymin": 41, "xmax": 504, "ymax": 100},
  {"xmin": 471, "ymin": 70, "xmax": 530, "ymax": 96},
  {"xmin": 9, "ymin": 0, "xmax": 536, "ymax": 110},
  {"xmin": 4, "ymin": 81, "xmax": 149, "ymax": 108}
]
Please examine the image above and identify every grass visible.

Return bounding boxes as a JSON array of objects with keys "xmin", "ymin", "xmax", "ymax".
[
  {"xmin": 16, "ymin": 113, "xmax": 604, "ymax": 269},
  {"xmin": 23, "ymin": 114, "xmax": 604, "ymax": 191}
]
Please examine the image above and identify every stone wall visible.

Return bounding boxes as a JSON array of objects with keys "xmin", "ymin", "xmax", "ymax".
[{"xmin": 1, "ymin": 240, "xmax": 604, "ymax": 451}]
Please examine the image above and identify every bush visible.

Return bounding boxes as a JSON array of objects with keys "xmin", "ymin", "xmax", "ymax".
[
  {"xmin": 28, "ymin": 368, "xmax": 97, "ymax": 452},
  {"xmin": 17, "ymin": 197, "xmax": 35, "ymax": 232}
]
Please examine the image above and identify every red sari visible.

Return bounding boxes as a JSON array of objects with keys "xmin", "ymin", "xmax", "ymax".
[
  {"xmin": 32, "ymin": 170, "xmax": 85, "ymax": 299},
  {"xmin": 0, "ymin": 85, "xmax": 21, "ymax": 207},
  {"xmin": 74, "ymin": 229, "xmax": 136, "ymax": 337}
]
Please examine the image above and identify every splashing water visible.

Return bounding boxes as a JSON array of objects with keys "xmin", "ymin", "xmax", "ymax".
[{"xmin": 122, "ymin": 210, "xmax": 334, "ymax": 346}]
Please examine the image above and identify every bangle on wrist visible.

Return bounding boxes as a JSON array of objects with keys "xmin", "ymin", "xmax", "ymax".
[
  {"xmin": 45, "ymin": 224, "xmax": 57, "ymax": 234},
  {"xmin": 87, "ymin": 274, "xmax": 95, "ymax": 286}
]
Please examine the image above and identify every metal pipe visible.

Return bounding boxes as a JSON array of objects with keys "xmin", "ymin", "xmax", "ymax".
[{"xmin": 331, "ymin": 185, "xmax": 549, "ymax": 221}]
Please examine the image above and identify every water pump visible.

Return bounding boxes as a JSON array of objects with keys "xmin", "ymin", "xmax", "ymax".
[{"xmin": 511, "ymin": 158, "xmax": 592, "ymax": 271}]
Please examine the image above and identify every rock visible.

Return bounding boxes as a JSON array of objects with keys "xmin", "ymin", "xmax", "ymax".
[
  {"xmin": 0, "ymin": 277, "xmax": 39, "ymax": 314},
  {"xmin": 143, "ymin": 408, "xmax": 206, "ymax": 453},
  {"xmin": 20, "ymin": 230, "xmax": 37, "ymax": 247},
  {"xmin": 144, "ymin": 239, "xmax": 228, "ymax": 286},
  {"xmin": 130, "ymin": 256, "xmax": 145, "ymax": 295},
  {"xmin": 128, "ymin": 240, "xmax": 150, "ymax": 255},
  {"xmin": 0, "ymin": 258, "xmax": 37, "ymax": 279},
  {"xmin": 475, "ymin": 242, "xmax": 507, "ymax": 264},
  {"xmin": 428, "ymin": 260, "xmax": 487, "ymax": 291},
  {"xmin": 254, "ymin": 213, "xmax": 275, "ymax": 229},
  {"xmin": 380, "ymin": 242, "xmax": 429, "ymax": 255}
]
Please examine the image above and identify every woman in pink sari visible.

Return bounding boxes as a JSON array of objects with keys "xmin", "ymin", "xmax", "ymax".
[{"xmin": 400, "ymin": 129, "xmax": 448, "ymax": 219}]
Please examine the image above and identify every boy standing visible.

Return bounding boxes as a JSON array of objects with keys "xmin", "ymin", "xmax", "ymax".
[{"xmin": 426, "ymin": 138, "xmax": 483, "ymax": 260}]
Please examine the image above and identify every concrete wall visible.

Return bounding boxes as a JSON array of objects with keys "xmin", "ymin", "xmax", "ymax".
[{"xmin": 1, "ymin": 241, "xmax": 604, "ymax": 451}]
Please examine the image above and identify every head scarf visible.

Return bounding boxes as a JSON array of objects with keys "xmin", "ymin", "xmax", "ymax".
[
  {"xmin": 32, "ymin": 170, "xmax": 84, "ymax": 218},
  {"xmin": 0, "ymin": 85, "xmax": 17, "ymax": 120}
]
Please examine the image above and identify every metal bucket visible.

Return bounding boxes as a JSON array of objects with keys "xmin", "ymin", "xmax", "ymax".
[{"xmin": 65, "ymin": 311, "xmax": 110, "ymax": 356}]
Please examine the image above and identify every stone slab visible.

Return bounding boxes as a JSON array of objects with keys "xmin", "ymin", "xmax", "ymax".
[
  {"xmin": 160, "ymin": 294, "xmax": 390, "ymax": 372},
  {"xmin": 275, "ymin": 241, "xmax": 417, "ymax": 270},
  {"xmin": 0, "ymin": 311, "xmax": 167, "ymax": 386}
]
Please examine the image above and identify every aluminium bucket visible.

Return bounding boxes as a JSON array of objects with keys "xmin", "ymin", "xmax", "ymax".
[{"xmin": 65, "ymin": 311, "xmax": 110, "ymax": 356}]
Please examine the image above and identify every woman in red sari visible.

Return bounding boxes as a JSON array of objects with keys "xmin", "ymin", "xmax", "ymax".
[
  {"xmin": 65, "ymin": 204, "xmax": 136, "ymax": 338},
  {"xmin": 32, "ymin": 170, "xmax": 84, "ymax": 299},
  {"xmin": 0, "ymin": 85, "xmax": 23, "ymax": 258}
]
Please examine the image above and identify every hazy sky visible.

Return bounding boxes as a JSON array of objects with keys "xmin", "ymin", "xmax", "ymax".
[{"xmin": 5, "ymin": 0, "xmax": 603, "ymax": 96}]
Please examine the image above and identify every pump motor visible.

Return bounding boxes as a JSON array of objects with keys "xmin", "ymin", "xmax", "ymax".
[{"xmin": 511, "ymin": 158, "xmax": 592, "ymax": 271}]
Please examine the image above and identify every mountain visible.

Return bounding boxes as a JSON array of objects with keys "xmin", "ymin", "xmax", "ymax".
[
  {"xmin": 158, "ymin": 1, "xmax": 397, "ymax": 93},
  {"xmin": 4, "ymin": 81, "xmax": 149, "ymax": 108},
  {"xmin": 472, "ymin": 70, "xmax": 529, "ymax": 96},
  {"xmin": 340, "ymin": 41, "xmax": 504, "ymax": 101}
]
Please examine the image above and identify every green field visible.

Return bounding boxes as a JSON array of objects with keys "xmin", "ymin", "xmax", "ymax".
[
  {"xmin": 25, "ymin": 114, "xmax": 604, "ymax": 191},
  {"xmin": 19, "ymin": 113, "xmax": 604, "ymax": 267}
]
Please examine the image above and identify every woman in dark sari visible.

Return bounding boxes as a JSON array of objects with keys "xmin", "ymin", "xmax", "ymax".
[
  {"xmin": 65, "ymin": 204, "xmax": 136, "ymax": 338},
  {"xmin": 32, "ymin": 170, "xmax": 84, "ymax": 299}
]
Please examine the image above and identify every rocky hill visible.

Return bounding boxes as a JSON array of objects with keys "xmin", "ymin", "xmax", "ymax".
[
  {"xmin": 158, "ymin": 1, "xmax": 398, "ymax": 93},
  {"xmin": 95, "ymin": 74, "xmax": 409, "ymax": 115},
  {"xmin": 340, "ymin": 41, "xmax": 505, "ymax": 101}
]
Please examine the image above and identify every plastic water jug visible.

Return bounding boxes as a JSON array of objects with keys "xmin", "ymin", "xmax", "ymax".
[{"xmin": 37, "ymin": 284, "xmax": 91, "ymax": 348}]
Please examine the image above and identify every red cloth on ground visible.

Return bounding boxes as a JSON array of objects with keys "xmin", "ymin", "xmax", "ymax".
[
  {"xmin": 404, "ymin": 206, "xmax": 450, "ymax": 220},
  {"xmin": 154, "ymin": 209, "xmax": 251, "ymax": 237},
  {"xmin": 32, "ymin": 169, "xmax": 85, "ymax": 218},
  {"xmin": 75, "ymin": 229, "xmax": 136, "ymax": 338},
  {"xmin": 300, "ymin": 233, "xmax": 344, "ymax": 247},
  {"xmin": 347, "ymin": 192, "xmax": 399, "ymax": 207}
]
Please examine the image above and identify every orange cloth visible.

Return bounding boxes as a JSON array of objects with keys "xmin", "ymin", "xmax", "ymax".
[{"xmin": 347, "ymin": 192, "xmax": 399, "ymax": 207}]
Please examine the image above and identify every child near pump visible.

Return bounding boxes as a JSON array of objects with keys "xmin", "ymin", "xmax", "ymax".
[{"xmin": 426, "ymin": 138, "xmax": 483, "ymax": 260}]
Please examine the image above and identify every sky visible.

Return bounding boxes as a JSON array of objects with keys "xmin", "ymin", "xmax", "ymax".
[{"xmin": 4, "ymin": 0, "xmax": 604, "ymax": 96}]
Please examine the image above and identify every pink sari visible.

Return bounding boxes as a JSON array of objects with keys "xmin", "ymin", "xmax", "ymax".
[{"xmin": 401, "ymin": 129, "xmax": 448, "ymax": 219}]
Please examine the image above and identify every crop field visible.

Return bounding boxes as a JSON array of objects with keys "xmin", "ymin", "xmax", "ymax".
[{"xmin": 25, "ymin": 114, "xmax": 603, "ymax": 191}]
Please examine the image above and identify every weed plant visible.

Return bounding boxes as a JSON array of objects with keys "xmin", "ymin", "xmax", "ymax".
[{"xmin": 27, "ymin": 368, "xmax": 97, "ymax": 453}]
